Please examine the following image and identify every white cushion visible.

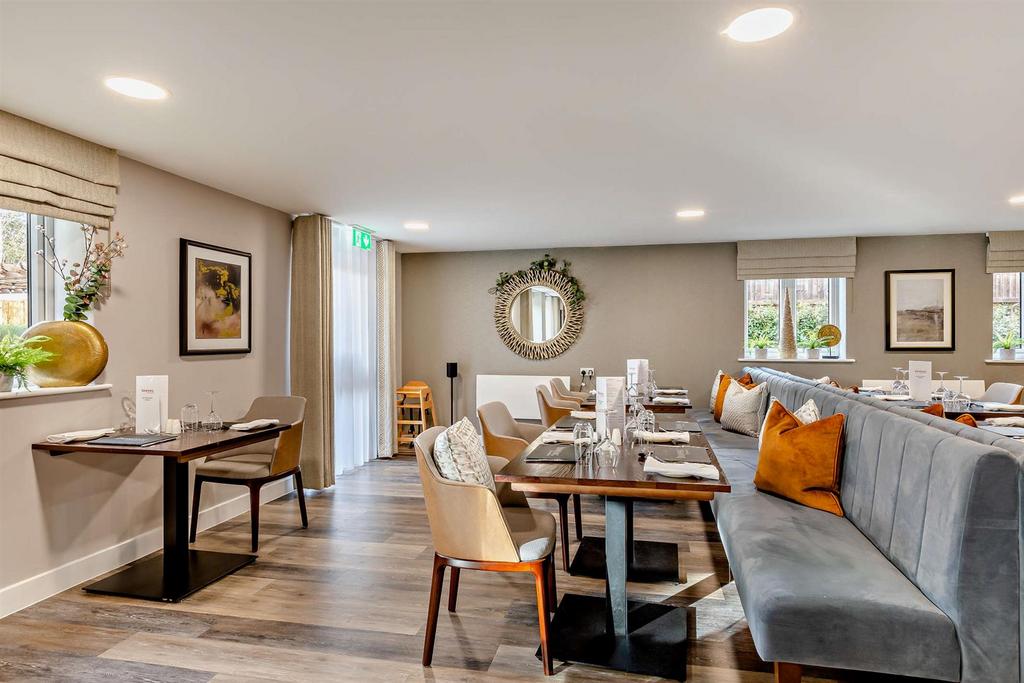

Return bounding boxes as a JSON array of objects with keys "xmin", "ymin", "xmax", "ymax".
[
  {"xmin": 504, "ymin": 507, "xmax": 556, "ymax": 561},
  {"xmin": 758, "ymin": 397, "xmax": 819, "ymax": 448},
  {"xmin": 432, "ymin": 417, "xmax": 496, "ymax": 492},
  {"xmin": 720, "ymin": 381, "xmax": 768, "ymax": 437},
  {"xmin": 710, "ymin": 370, "xmax": 724, "ymax": 411}
]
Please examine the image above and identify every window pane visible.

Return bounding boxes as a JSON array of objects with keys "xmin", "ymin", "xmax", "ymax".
[
  {"xmin": 746, "ymin": 279, "xmax": 779, "ymax": 348},
  {"xmin": 1, "ymin": 210, "xmax": 29, "ymax": 336},
  {"xmin": 993, "ymin": 272, "xmax": 1021, "ymax": 346},
  {"xmin": 795, "ymin": 278, "xmax": 830, "ymax": 346}
]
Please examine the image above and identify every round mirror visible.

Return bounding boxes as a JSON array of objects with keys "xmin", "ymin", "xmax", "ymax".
[{"xmin": 508, "ymin": 286, "xmax": 567, "ymax": 343}]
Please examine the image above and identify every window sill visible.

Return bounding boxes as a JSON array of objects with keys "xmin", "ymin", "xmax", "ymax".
[
  {"xmin": 738, "ymin": 358, "xmax": 856, "ymax": 364},
  {"xmin": 0, "ymin": 383, "xmax": 113, "ymax": 402},
  {"xmin": 985, "ymin": 359, "xmax": 1024, "ymax": 365}
]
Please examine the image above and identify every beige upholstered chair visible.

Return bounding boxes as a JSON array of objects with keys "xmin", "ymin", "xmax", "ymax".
[
  {"xmin": 550, "ymin": 377, "xmax": 589, "ymax": 403},
  {"xmin": 978, "ymin": 382, "xmax": 1024, "ymax": 404},
  {"xmin": 414, "ymin": 426, "xmax": 556, "ymax": 675},
  {"xmin": 478, "ymin": 400, "xmax": 583, "ymax": 570},
  {"xmin": 536, "ymin": 385, "xmax": 580, "ymax": 427},
  {"xmin": 190, "ymin": 396, "xmax": 308, "ymax": 552}
]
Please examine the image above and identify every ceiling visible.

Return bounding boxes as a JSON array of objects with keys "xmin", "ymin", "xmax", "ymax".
[{"xmin": 1, "ymin": 1, "xmax": 1022, "ymax": 253}]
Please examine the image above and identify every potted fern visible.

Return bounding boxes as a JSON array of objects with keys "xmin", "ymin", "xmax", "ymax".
[
  {"xmin": 750, "ymin": 335, "xmax": 773, "ymax": 360},
  {"xmin": 801, "ymin": 334, "xmax": 834, "ymax": 360},
  {"xmin": 993, "ymin": 331, "xmax": 1021, "ymax": 361},
  {"xmin": 0, "ymin": 334, "xmax": 56, "ymax": 392}
]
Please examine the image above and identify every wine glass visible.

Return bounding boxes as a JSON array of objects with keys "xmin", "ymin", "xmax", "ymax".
[
  {"xmin": 954, "ymin": 376, "xmax": 971, "ymax": 412},
  {"xmin": 573, "ymin": 422, "xmax": 593, "ymax": 462},
  {"xmin": 202, "ymin": 391, "xmax": 223, "ymax": 432},
  {"xmin": 647, "ymin": 369, "xmax": 658, "ymax": 399},
  {"xmin": 890, "ymin": 367, "xmax": 904, "ymax": 395},
  {"xmin": 181, "ymin": 402, "xmax": 200, "ymax": 433}
]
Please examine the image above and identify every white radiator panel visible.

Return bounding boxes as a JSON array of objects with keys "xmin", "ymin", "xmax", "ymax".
[{"xmin": 476, "ymin": 374, "xmax": 572, "ymax": 420}]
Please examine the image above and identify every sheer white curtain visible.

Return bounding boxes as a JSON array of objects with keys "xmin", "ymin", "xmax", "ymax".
[{"xmin": 332, "ymin": 223, "xmax": 378, "ymax": 474}]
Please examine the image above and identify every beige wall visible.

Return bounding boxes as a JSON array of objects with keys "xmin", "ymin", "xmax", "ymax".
[
  {"xmin": 401, "ymin": 233, "xmax": 1023, "ymax": 424},
  {"xmin": 0, "ymin": 158, "xmax": 291, "ymax": 606}
]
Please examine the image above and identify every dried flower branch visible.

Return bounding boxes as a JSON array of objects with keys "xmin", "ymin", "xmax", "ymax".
[{"xmin": 36, "ymin": 225, "xmax": 127, "ymax": 322}]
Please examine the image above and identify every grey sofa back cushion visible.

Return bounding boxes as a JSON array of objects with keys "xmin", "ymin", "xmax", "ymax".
[{"xmin": 745, "ymin": 366, "xmax": 1021, "ymax": 683}]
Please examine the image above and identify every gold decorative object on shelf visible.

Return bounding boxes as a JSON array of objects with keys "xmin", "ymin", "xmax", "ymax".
[
  {"xmin": 23, "ymin": 321, "xmax": 108, "ymax": 387},
  {"xmin": 818, "ymin": 324, "xmax": 842, "ymax": 358},
  {"xmin": 779, "ymin": 288, "xmax": 797, "ymax": 359}
]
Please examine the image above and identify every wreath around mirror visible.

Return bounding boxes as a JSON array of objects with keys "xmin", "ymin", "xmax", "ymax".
[{"xmin": 490, "ymin": 255, "xmax": 585, "ymax": 360}]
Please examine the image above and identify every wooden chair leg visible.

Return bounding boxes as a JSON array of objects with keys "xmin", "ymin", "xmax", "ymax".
[
  {"xmin": 556, "ymin": 495, "xmax": 571, "ymax": 571},
  {"xmin": 532, "ymin": 558, "xmax": 554, "ymax": 675},
  {"xmin": 545, "ymin": 552, "xmax": 558, "ymax": 614},
  {"xmin": 189, "ymin": 476, "xmax": 203, "ymax": 543},
  {"xmin": 249, "ymin": 484, "xmax": 261, "ymax": 553},
  {"xmin": 294, "ymin": 470, "xmax": 308, "ymax": 527},
  {"xmin": 572, "ymin": 494, "xmax": 582, "ymax": 540},
  {"xmin": 774, "ymin": 662, "xmax": 802, "ymax": 683},
  {"xmin": 422, "ymin": 554, "xmax": 446, "ymax": 666},
  {"xmin": 447, "ymin": 566, "xmax": 460, "ymax": 612}
]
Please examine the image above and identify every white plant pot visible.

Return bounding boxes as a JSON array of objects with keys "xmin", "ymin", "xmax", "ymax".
[
  {"xmin": 806, "ymin": 348, "xmax": 821, "ymax": 360},
  {"xmin": 753, "ymin": 348, "xmax": 768, "ymax": 360},
  {"xmin": 996, "ymin": 347, "xmax": 1015, "ymax": 361},
  {"xmin": 0, "ymin": 374, "xmax": 13, "ymax": 392}
]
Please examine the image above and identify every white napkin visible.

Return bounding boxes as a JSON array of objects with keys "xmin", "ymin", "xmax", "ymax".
[
  {"xmin": 570, "ymin": 410, "xmax": 596, "ymax": 419},
  {"xmin": 986, "ymin": 416, "xmax": 1024, "ymax": 427},
  {"xmin": 874, "ymin": 394, "xmax": 913, "ymax": 401},
  {"xmin": 635, "ymin": 430, "xmax": 690, "ymax": 444},
  {"xmin": 229, "ymin": 418, "xmax": 280, "ymax": 431},
  {"xmin": 654, "ymin": 389, "xmax": 687, "ymax": 395},
  {"xmin": 542, "ymin": 431, "xmax": 595, "ymax": 445},
  {"xmin": 980, "ymin": 402, "xmax": 1024, "ymax": 412},
  {"xmin": 643, "ymin": 458, "xmax": 720, "ymax": 480},
  {"xmin": 652, "ymin": 397, "xmax": 689, "ymax": 405},
  {"xmin": 46, "ymin": 427, "xmax": 116, "ymax": 444},
  {"xmin": 859, "ymin": 386, "xmax": 886, "ymax": 392}
]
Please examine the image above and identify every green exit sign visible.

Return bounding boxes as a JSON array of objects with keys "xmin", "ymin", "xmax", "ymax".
[{"xmin": 351, "ymin": 226, "xmax": 374, "ymax": 250}]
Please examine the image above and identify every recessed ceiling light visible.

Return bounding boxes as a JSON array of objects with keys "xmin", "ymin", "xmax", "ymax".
[
  {"xmin": 722, "ymin": 8, "xmax": 794, "ymax": 43},
  {"xmin": 103, "ymin": 76, "xmax": 169, "ymax": 100},
  {"xmin": 1010, "ymin": 195, "xmax": 1024, "ymax": 206},
  {"xmin": 404, "ymin": 221, "xmax": 430, "ymax": 231},
  {"xmin": 676, "ymin": 209, "xmax": 706, "ymax": 219}
]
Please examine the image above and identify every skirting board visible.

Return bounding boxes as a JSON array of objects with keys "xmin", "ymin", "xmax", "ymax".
[{"xmin": 0, "ymin": 477, "xmax": 295, "ymax": 619}]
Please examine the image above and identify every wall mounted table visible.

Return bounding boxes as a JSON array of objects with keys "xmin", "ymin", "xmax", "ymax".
[{"xmin": 33, "ymin": 424, "xmax": 289, "ymax": 603}]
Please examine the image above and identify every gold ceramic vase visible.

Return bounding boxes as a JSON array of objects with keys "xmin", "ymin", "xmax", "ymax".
[{"xmin": 23, "ymin": 321, "xmax": 108, "ymax": 388}]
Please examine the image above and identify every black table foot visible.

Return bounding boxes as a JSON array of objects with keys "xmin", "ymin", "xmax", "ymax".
[
  {"xmin": 569, "ymin": 535, "xmax": 680, "ymax": 583},
  {"xmin": 84, "ymin": 550, "xmax": 254, "ymax": 602},
  {"xmin": 543, "ymin": 593, "xmax": 688, "ymax": 680}
]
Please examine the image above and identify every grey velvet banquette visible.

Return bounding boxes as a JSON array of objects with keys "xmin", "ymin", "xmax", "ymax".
[{"xmin": 702, "ymin": 366, "xmax": 1021, "ymax": 682}]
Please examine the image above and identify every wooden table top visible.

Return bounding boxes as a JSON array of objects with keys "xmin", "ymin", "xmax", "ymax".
[
  {"xmin": 32, "ymin": 424, "xmax": 290, "ymax": 463},
  {"xmin": 495, "ymin": 431, "xmax": 731, "ymax": 501}
]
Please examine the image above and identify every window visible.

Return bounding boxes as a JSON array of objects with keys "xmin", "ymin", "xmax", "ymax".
[
  {"xmin": 992, "ymin": 272, "xmax": 1023, "ymax": 357},
  {"xmin": 744, "ymin": 277, "xmax": 847, "ymax": 358},
  {"xmin": 0, "ymin": 208, "xmax": 88, "ymax": 338}
]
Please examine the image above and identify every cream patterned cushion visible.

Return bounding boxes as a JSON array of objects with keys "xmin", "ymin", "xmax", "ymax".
[
  {"xmin": 758, "ymin": 397, "xmax": 819, "ymax": 448},
  {"xmin": 710, "ymin": 370, "xmax": 724, "ymax": 411},
  {"xmin": 432, "ymin": 417, "xmax": 496, "ymax": 492},
  {"xmin": 720, "ymin": 381, "xmax": 768, "ymax": 437}
]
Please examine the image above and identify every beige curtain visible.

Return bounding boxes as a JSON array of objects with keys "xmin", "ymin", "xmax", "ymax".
[
  {"xmin": 290, "ymin": 214, "xmax": 335, "ymax": 488},
  {"xmin": 375, "ymin": 239, "xmax": 398, "ymax": 457},
  {"xmin": 737, "ymin": 236, "xmax": 856, "ymax": 280},
  {"xmin": 0, "ymin": 110, "xmax": 119, "ymax": 227},
  {"xmin": 986, "ymin": 231, "xmax": 1024, "ymax": 273}
]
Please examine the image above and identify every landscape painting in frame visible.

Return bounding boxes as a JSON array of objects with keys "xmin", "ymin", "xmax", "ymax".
[
  {"xmin": 885, "ymin": 269, "xmax": 954, "ymax": 351},
  {"xmin": 179, "ymin": 239, "xmax": 252, "ymax": 355}
]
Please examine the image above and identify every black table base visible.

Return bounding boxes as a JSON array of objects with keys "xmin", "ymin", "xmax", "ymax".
[
  {"xmin": 543, "ymin": 593, "xmax": 688, "ymax": 680},
  {"xmin": 569, "ymin": 536, "xmax": 680, "ymax": 583},
  {"xmin": 84, "ymin": 549, "xmax": 254, "ymax": 602}
]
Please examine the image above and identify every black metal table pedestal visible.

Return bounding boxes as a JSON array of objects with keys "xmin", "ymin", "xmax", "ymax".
[{"xmin": 84, "ymin": 459, "xmax": 254, "ymax": 602}]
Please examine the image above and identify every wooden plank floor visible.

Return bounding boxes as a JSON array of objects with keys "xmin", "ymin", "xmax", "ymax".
[{"xmin": 0, "ymin": 458, "xmax": 929, "ymax": 682}]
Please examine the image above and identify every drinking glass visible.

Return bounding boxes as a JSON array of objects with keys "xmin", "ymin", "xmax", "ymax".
[
  {"xmin": 202, "ymin": 390, "xmax": 223, "ymax": 432},
  {"xmin": 953, "ymin": 376, "xmax": 971, "ymax": 412},
  {"xmin": 573, "ymin": 422, "xmax": 593, "ymax": 462},
  {"xmin": 594, "ymin": 436, "xmax": 619, "ymax": 469},
  {"xmin": 647, "ymin": 369, "xmax": 658, "ymax": 399},
  {"xmin": 181, "ymin": 402, "xmax": 200, "ymax": 433}
]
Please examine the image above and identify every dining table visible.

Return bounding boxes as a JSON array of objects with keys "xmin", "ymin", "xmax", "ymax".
[
  {"xmin": 578, "ymin": 388, "xmax": 691, "ymax": 414},
  {"xmin": 33, "ymin": 423, "xmax": 290, "ymax": 602},
  {"xmin": 860, "ymin": 394, "xmax": 1024, "ymax": 421},
  {"xmin": 495, "ymin": 417, "xmax": 730, "ymax": 681}
]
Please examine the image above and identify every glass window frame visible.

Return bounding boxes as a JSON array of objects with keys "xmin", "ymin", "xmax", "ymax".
[
  {"xmin": 992, "ymin": 271, "xmax": 1024, "ymax": 359},
  {"xmin": 743, "ymin": 276, "xmax": 847, "ymax": 359}
]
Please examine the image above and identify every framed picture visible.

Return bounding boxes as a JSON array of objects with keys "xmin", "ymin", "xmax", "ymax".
[
  {"xmin": 885, "ymin": 269, "xmax": 955, "ymax": 351},
  {"xmin": 179, "ymin": 239, "xmax": 252, "ymax": 355}
]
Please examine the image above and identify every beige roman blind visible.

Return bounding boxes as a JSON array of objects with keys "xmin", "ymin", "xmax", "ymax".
[
  {"xmin": 0, "ymin": 110, "xmax": 119, "ymax": 227},
  {"xmin": 736, "ymin": 236, "xmax": 856, "ymax": 280},
  {"xmin": 986, "ymin": 231, "xmax": 1024, "ymax": 273}
]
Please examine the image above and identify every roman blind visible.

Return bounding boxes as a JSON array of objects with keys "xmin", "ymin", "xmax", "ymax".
[
  {"xmin": 736, "ymin": 236, "xmax": 856, "ymax": 280},
  {"xmin": 986, "ymin": 231, "xmax": 1024, "ymax": 273},
  {"xmin": 0, "ymin": 110, "xmax": 119, "ymax": 228}
]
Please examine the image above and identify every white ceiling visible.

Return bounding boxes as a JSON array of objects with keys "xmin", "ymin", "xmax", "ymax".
[{"xmin": 1, "ymin": 1, "xmax": 1023, "ymax": 253}]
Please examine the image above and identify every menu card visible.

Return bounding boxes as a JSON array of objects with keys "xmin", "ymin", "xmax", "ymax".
[
  {"xmin": 908, "ymin": 360, "xmax": 932, "ymax": 401},
  {"xmin": 596, "ymin": 376, "xmax": 625, "ymax": 440},
  {"xmin": 136, "ymin": 375, "xmax": 169, "ymax": 434}
]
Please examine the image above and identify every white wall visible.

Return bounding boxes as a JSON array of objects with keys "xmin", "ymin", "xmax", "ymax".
[{"xmin": 0, "ymin": 157, "xmax": 292, "ymax": 616}]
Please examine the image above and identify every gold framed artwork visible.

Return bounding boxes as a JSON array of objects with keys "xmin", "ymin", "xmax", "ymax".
[{"xmin": 179, "ymin": 239, "xmax": 252, "ymax": 355}]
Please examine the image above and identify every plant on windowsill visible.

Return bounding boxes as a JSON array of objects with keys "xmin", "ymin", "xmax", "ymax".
[
  {"xmin": 750, "ymin": 335, "xmax": 773, "ymax": 361},
  {"xmin": 0, "ymin": 334, "xmax": 56, "ymax": 392},
  {"xmin": 22, "ymin": 225, "xmax": 127, "ymax": 388},
  {"xmin": 993, "ymin": 331, "xmax": 1022, "ymax": 361},
  {"xmin": 800, "ymin": 334, "xmax": 835, "ymax": 360}
]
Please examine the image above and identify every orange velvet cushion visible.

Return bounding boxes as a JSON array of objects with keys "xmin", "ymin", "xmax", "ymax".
[
  {"xmin": 955, "ymin": 413, "xmax": 978, "ymax": 428},
  {"xmin": 921, "ymin": 403, "xmax": 944, "ymax": 417},
  {"xmin": 755, "ymin": 401, "xmax": 845, "ymax": 516},
  {"xmin": 714, "ymin": 373, "xmax": 757, "ymax": 422}
]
